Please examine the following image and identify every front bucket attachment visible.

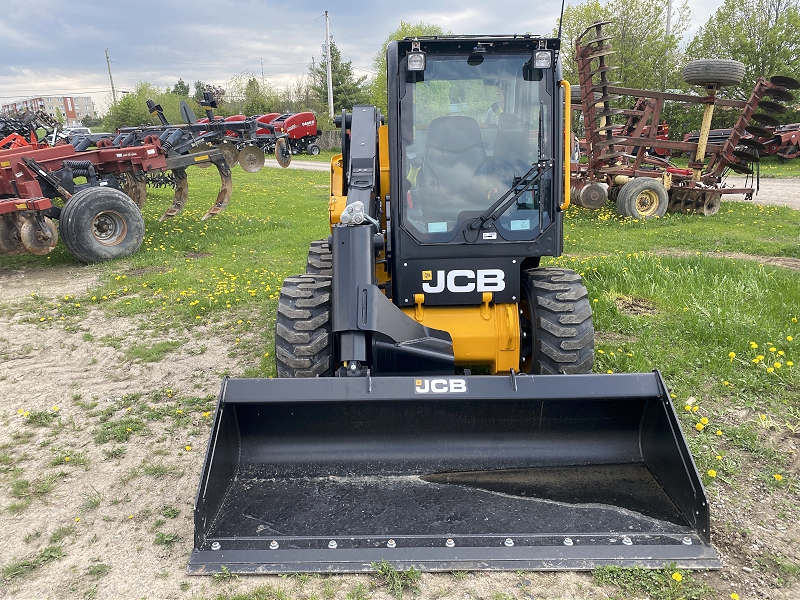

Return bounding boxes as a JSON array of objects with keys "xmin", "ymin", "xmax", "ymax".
[{"xmin": 190, "ymin": 372, "xmax": 720, "ymax": 574}]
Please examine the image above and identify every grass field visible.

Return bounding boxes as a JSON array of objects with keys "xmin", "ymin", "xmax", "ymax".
[{"xmin": 1, "ymin": 164, "xmax": 799, "ymax": 599}]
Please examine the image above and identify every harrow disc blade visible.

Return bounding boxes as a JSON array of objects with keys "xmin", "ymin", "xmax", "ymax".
[
  {"xmin": 751, "ymin": 112, "xmax": 780, "ymax": 127},
  {"xmin": 745, "ymin": 124, "xmax": 772, "ymax": 139},
  {"xmin": 770, "ymin": 75, "xmax": 800, "ymax": 90},
  {"xmin": 238, "ymin": 145, "xmax": 266, "ymax": 173},
  {"xmin": 757, "ymin": 100, "xmax": 787, "ymax": 114},
  {"xmin": 732, "ymin": 148, "xmax": 760, "ymax": 162},
  {"xmin": 19, "ymin": 216, "xmax": 58, "ymax": 255},
  {"xmin": 737, "ymin": 137, "xmax": 767, "ymax": 152},
  {"xmin": 217, "ymin": 142, "xmax": 239, "ymax": 168},
  {"xmin": 724, "ymin": 160, "xmax": 753, "ymax": 175},
  {"xmin": 191, "ymin": 143, "xmax": 214, "ymax": 169},
  {"xmin": 764, "ymin": 88, "xmax": 794, "ymax": 102},
  {"xmin": 275, "ymin": 138, "xmax": 292, "ymax": 168}
]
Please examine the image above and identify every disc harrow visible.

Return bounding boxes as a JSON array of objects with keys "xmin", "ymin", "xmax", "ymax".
[{"xmin": 571, "ymin": 20, "xmax": 799, "ymax": 217}]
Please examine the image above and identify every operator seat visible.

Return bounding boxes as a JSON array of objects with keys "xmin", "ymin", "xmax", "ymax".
[{"xmin": 417, "ymin": 116, "xmax": 487, "ymax": 224}]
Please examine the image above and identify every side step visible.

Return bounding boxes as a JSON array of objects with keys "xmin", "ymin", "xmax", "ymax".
[{"xmin": 189, "ymin": 371, "xmax": 720, "ymax": 573}]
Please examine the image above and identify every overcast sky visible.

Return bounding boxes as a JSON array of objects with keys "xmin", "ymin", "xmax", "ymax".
[{"xmin": 0, "ymin": 0, "xmax": 724, "ymax": 112}]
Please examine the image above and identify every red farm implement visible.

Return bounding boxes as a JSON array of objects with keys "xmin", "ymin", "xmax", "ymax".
[{"xmin": 571, "ymin": 21, "xmax": 799, "ymax": 217}]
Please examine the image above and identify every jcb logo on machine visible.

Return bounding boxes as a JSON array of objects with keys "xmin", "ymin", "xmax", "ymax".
[
  {"xmin": 421, "ymin": 269, "xmax": 505, "ymax": 293},
  {"xmin": 414, "ymin": 378, "xmax": 468, "ymax": 394}
]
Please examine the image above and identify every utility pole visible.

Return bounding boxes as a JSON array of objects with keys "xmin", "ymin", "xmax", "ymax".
[
  {"xmin": 663, "ymin": 0, "xmax": 672, "ymax": 91},
  {"xmin": 105, "ymin": 48, "xmax": 117, "ymax": 104},
  {"xmin": 261, "ymin": 58, "xmax": 264, "ymax": 78},
  {"xmin": 325, "ymin": 11, "xmax": 334, "ymax": 118}
]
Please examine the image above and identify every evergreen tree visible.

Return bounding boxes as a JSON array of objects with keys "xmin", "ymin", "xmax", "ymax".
[
  {"xmin": 172, "ymin": 78, "xmax": 190, "ymax": 96},
  {"xmin": 309, "ymin": 40, "xmax": 370, "ymax": 115}
]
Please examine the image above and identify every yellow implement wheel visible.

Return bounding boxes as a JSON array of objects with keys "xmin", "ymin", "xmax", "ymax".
[{"xmin": 616, "ymin": 177, "xmax": 669, "ymax": 219}]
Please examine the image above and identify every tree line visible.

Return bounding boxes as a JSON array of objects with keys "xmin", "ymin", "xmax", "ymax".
[{"xmin": 99, "ymin": 0, "xmax": 800, "ymax": 140}]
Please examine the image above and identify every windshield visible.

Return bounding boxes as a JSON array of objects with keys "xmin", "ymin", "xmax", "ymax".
[{"xmin": 400, "ymin": 53, "xmax": 553, "ymax": 242}]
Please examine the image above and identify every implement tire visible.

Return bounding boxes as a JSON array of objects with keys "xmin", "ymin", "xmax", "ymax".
[
  {"xmin": 616, "ymin": 177, "xmax": 668, "ymax": 219},
  {"xmin": 682, "ymin": 59, "xmax": 745, "ymax": 87},
  {"xmin": 520, "ymin": 268, "xmax": 594, "ymax": 374},
  {"xmin": 305, "ymin": 239, "xmax": 332, "ymax": 276},
  {"xmin": 59, "ymin": 187, "xmax": 144, "ymax": 263},
  {"xmin": 275, "ymin": 274, "xmax": 334, "ymax": 378}
]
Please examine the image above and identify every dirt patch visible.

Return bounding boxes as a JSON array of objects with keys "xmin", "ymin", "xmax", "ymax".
[
  {"xmin": 0, "ymin": 264, "xmax": 102, "ymax": 303},
  {"xmin": 1, "ymin": 269, "xmax": 799, "ymax": 599},
  {"xmin": 614, "ymin": 295, "xmax": 657, "ymax": 316},
  {"xmin": 657, "ymin": 250, "xmax": 800, "ymax": 271}
]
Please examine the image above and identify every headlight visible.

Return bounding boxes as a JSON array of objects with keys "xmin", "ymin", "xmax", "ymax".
[
  {"xmin": 407, "ymin": 52, "xmax": 426, "ymax": 71},
  {"xmin": 533, "ymin": 50, "xmax": 552, "ymax": 69}
]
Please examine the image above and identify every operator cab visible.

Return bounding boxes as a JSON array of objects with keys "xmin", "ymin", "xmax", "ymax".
[{"xmin": 397, "ymin": 43, "xmax": 557, "ymax": 243}]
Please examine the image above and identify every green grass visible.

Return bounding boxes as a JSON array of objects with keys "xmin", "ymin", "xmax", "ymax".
[
  {"xmin": 593, "ymin": 565, "xmax": 712, "ymax": 599},
  {"xmin": 372, "ymin": 560, "xmax": 421, "ymax": 598},
  {"xmin": 1, "ymin": 545, "xmax": 64, "ymax": 582}
]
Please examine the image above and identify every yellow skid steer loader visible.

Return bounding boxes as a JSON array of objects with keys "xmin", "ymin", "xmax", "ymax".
[{"xmin": 190, "ymin": 34, "xmax": 718, "ymax": 573}]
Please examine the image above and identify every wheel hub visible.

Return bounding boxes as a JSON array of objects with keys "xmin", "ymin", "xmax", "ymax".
[
  {"xmin": 635, "ymin": 190, "xmax": 659, "ymax": 216},
  {"xmin": 92, "ymin": 211, "xmax": 127, "ymax": 246}
]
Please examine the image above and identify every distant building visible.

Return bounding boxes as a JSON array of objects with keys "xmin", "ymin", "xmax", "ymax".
[{"xmin": 1, "ymin": 96, "xmax": 97, "ymax": 126}]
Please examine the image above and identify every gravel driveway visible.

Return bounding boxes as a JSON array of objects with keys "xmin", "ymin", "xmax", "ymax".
[{"xmin": 724, "ymin": 176, "xmax": 800, "ymax": 210}]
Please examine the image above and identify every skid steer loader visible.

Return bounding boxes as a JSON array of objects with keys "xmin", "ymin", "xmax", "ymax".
[{"xmin": 191, "ymin": 35, "xmax": 719, "ymax": 573}]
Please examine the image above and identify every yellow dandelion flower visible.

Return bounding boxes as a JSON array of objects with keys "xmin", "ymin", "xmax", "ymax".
[
  {"xmin": 750, "ymin": 341, "xmax": 758, "ymax": 349},
  {"xmin": 770, "ymin": 346, "xmax": 777, "ymax": 352},
  {"xmin": 202, "ymin": 411, "xmax": 211, "ymax": 418},
  {"xmin": 692, "ymin": 406, "xmax": 699, "ymax": 413},
  {"xmin": 788, "ymin": 336, "xmax": 794, "ymax": 342},
  {"xmin": 730, "ymin": 594, "xmax": 739, "ymax": 600},
  {"xmin": 64, "ymin": 456, "xmax": 70, "ymax": 462},
  {"xmin": 707, "ymin": 469, "xmax": 716, "ymax": 478},
  {"xmin": 185, "ymin": 445, "xmax": 192, "ymax": 452},
  {"xmin": 128, "ymin": 515, "xmax": 134, "ymax": 519},
  {"xmin": 774, "ymin": 473, "xmax": 783, "ymax": 481},
  {"xmin": 728, "ymin": 351, "xmax": 736, "ymax": 361},
  {"xmin": 716, "ymin": 455, "xmax": 722, "ymax": 460},
  {"xmin": 788, "ymin": 361, "xmax": 794, "ymax": 367},
  {"xmin": 52, "ymin": 406, "xmax": 59, "ymax": 411},
  {"xmin": 700, "ymin": 417, "xmax": 709, "ymax": 425},
  {"xmin": 606, "ymin": 369, "xmax": 614, "ymax": 374},
  {"xmin": 695, "ymin": 422, "xmax": 705, "ymax": 431},
  {"xmin": 767, "ymin": 367, "xmax": 775, "ymax": 373},
  {"xmin": 723, "ymin": 381, "xmax": 730, "ymax": 386},
  {"xmin": 75, "ymin": 517, "xmax": 80, "ymax": 522},
  {"xmin": 597, "ymin": 349, "xmax": 604, "ymax": 354},
  {"xmin": 671, "ymin": 572, "xmax": 683, "ymax": 582},
  {"xmin": 716, "ymin": 430, "xmax": 723, "ymax": 436},
  {"xmin": 684, "ymin": 405, "xmax": 692, "ymax": 412},
  {"xmin": 775, "ymin": 362, "xmax": 782, "ymax": 369},
  {"xmin": 793, "ymin": 317, "xmax": 798, "ymax": 323}
]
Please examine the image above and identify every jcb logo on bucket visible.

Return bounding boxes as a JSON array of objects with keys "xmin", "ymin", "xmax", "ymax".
[{"xmin": 414, "ymin": 378, "xmax": 467, "ymax": 394}]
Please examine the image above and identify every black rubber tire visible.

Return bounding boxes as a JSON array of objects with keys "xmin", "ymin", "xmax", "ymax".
[
  {"xmin": 305, "ymin": 239, "xmax": 332, "ymax": 276},
  {"xmin": 519, "ymin": 268, "xmax": 594, "ymax": 374},
  {"xmin": 682, "ymin": 59, "xmax": 745, "ymax": 87},
  {"xmin": 307, "ymin": 144, "xmax": 321, "ymax": 156},
  {"xmin": 59, "ymin": 187, "xmax": 144, "ymax": 263},
  {"xmin": 616, "ymin": 177, "xmax": 669, "ymax": 219},
  {"xmin": 275, "ymin": 275, "xmax": 334, "ymax": 378}
]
